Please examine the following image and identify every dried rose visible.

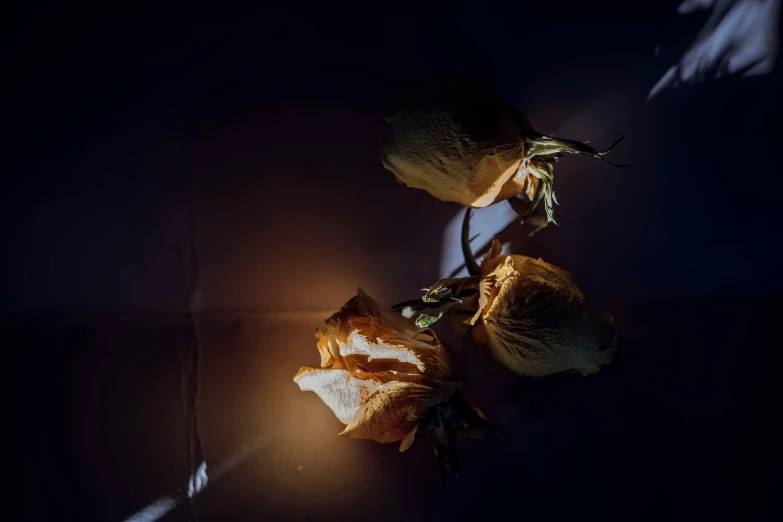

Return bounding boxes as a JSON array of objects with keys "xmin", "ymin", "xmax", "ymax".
[
  {"xmin": 294, "ymin": 289, "xmax": 494, "ymax": 479},
  {"xmin": 467, "ymin": 242, "xmax": 617, "ymax": 376},
  {"xmin": 380, "ymin": 79, "xmax": 627, "ymax": 231},
  {"xmin": 412, "ymin": 211, "xmax": 617, "ymax": 377}
]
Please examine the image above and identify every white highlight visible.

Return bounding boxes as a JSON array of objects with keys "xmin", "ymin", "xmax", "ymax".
[
  {"xmin": 343, "ymin": 331, "xmax": 420, "ymax": 368},
  {"xmin": 187, "ymin": 461, "xmax": 208, "ymax": 498},
  {"xmin": 648, "ymin": 0, "xmax": 780, "ymax": 100},
  {"xmin": 439, "ymin": 204, "xmax": 517, "ymax": 279}
]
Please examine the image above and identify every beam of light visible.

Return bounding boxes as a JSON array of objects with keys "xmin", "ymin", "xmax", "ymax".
[
  {"xmin": 647, "ymin": 0, "xmax": 781, "ymax": 101},
  {"xmin": 181, "ymin": 127, "xmax": 208, "ymax": 521},
  {"xmin": 121, "ymin": 437, "xmax": 266, "ymax": 522},
  {"xmin": 123, "ymin": 497, "xmax": 180, "ymax": 522}
]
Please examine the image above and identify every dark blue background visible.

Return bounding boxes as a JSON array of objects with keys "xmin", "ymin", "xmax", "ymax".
[{"xmin": 8, "ymin": 1, "xmax": 782, "ymax": 520}]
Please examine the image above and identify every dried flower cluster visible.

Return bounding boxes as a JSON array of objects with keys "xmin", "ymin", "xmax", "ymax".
[{"xmin": 294, "ymin": 79, "xmax": 624, "ymax": 484}]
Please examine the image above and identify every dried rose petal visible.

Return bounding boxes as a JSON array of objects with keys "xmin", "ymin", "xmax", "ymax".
[
  {"xmin": 339, "ymin": 381, "xmax": 460, "ymax": 444},
  {"xmin": 293, "ymin": 367, "xmax": 381, "ymax": 425},
  {"xmin": 467, "ymin": 240, "xmax": 617, "ymax": 377}
]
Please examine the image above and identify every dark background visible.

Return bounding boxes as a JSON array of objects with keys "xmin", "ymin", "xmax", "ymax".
[{"xmin": 8, "ymin": 1, "xmax": 782, "ymax": 521}]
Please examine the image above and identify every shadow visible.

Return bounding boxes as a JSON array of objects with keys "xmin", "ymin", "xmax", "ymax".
[{"xmin": 648, "ymin": 0, "xmax": 781, "ymax": 100}]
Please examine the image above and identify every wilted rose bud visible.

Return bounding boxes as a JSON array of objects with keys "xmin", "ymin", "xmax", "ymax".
[
  {"xmin": 413, "ymin": 211, "xmax": 617, "ymax": 377},
  {"xmin": 294, "ymin": 289, "xmax": 494, "ymax": 479},
  {"xmin": 465, "ymin": 240, "xmax": 617, "ymax": 377},
  {"xmin": 380, "ymin": 79, "xmax": 627, "ymax": 229}
]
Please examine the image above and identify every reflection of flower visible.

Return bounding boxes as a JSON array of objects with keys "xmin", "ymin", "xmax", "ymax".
[
  {"xmin": 467, "ymin": 241, "xmax": 617, "ymax": 377},
  {"xmin": 294, "ymin": 290, "xmax": 490, "ymax": 469}
]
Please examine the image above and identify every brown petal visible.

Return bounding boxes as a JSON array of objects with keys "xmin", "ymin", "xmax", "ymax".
[
  {"xmin": 524, "ymin": 173, "xmax": 540, "ymax": 201},
  {"xmin": 339, "ymin": 382, "xmax": 459, "ymax": 444},
  {"xmin": 482, "ymin": 239, "xmax": 504, "ymax": 268},
  {"xmin": 399, "ymin": 424, "xmax": 418, "ymax": 452},
  {"xmin": 466, "ymin": 239, "xmax": 506, "ymax": 327},
  {"xmin": 350, "ymin": 369, "xmax": 438, "ymax": 387}
]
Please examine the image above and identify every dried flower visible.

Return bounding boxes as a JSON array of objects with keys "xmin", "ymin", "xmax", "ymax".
[
  {"xmin": 467, "ymin": 242, "xmax": 617, "ymax": 376},
  {"xmin": 294, "ymin": 289, "xmax": 494, "ymax": 479},
  {"xmin": 380, "ymin": 79, "xmax": 627, "ymax": 232},
  {"xmin": 413, "ymin": 211, "xmax": 617, "ymax": 377}
]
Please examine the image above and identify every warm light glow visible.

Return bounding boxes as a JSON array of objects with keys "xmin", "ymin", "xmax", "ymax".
[{"xmin": 121, "ymin": 437, "xmax": 265, "ymax": 522}]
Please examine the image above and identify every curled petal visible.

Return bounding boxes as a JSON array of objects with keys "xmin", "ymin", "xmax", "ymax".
[
  {"xmin": 350, "ymin": 369, "xmax": 438, "ymax": 387},
  {"xmin": 399, "ymin": 424, "xmax": 418, "ymax": 452},
  {"xmin": 293, "ymin": 367, "xmax": 381, "ymax": 425},
  {"xmin": 524, "ymin": 173, "xmax": 539, "ymax": 201},
  {"xmin": 315, "ymin": 329, "xmax": 344, "ymax": 369},
  {"xmin": 482, "ymin": 239, "xmax": 504, "ymax": 268},
  {"xmin": 319, "ymin": 289, "xmax": 452, "ymax": 379},
  {"xmin": 466, "ymin": 239, "xmax": 506, "ymax": 326}
]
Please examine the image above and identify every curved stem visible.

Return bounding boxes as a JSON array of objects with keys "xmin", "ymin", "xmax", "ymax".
[{"xmin": 462, "ymin": 208, "xmax": 481, "ymax": 276}]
